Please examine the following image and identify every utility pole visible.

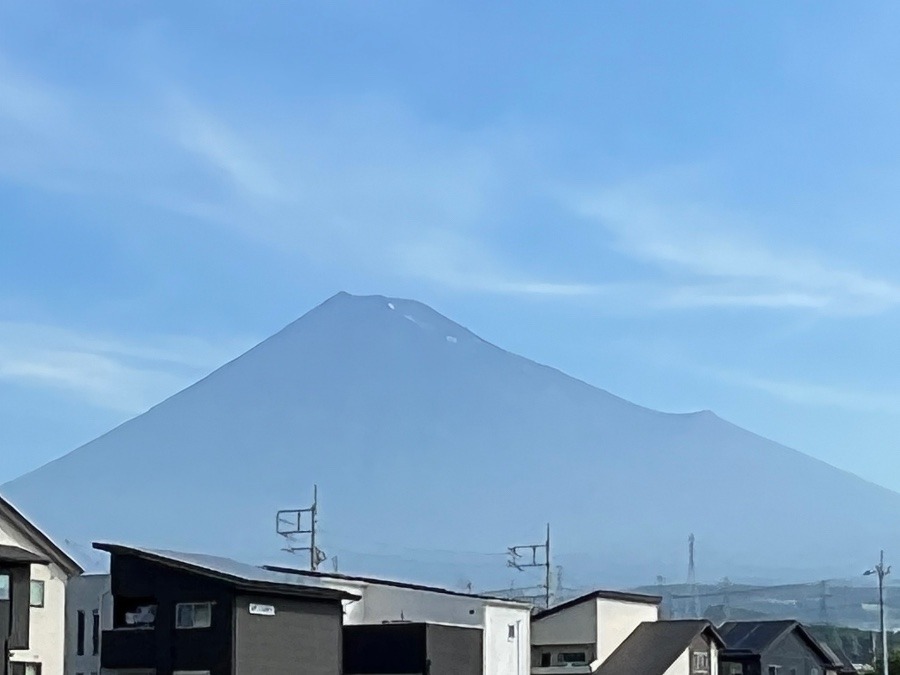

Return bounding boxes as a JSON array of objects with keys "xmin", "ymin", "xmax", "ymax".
[
  {"xmin": 865, "ymin": 550, "xmax": 891, "ymax": 675},
  {"xmin": 276, "ymin": 484, "xmax": 326, "ymax": 571},
  {"xmin": 507, "ymin": 523, "xmax": 552, "ymax": 609}
]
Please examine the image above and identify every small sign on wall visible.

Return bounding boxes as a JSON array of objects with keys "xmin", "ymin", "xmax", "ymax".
[{"xmin": 249, "ymin": 603, "xmax": 276, "ymax": 616}]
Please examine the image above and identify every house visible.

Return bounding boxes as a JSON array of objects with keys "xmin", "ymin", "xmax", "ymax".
[
  {"xmin": 0, "ymin": 494, "xmax": 83, "ymax": 675},
  {"xmin": 265, "ymin": 565, "xmax": 533, "ymax": 675},
  {"xmin": 65, "ymin": 572, "xmax": 110, "ymax": 675},
  {"xmin": 595, "ymin": 619, "xmax": 724, "ymax": 675},
  {"xmin": 718, "ymin": 621, "xmax": 842, "ymax": 675},
  {"xmin": 343, "ymin": 622, "xmax": 483, "ymax": 675},
  {"xmin": 815, "ymin": 642, "xmax": 858, "ymax": 675},
  {"xmin": 530, "ymin": 589, "xmax": 662, "ymax": 673},
  {"xmin": 94, "ymin": 542, "xmax": 357, "ymax": 675}
]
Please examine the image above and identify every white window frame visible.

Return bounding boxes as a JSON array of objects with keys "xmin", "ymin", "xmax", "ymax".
[
  {"xmin": 175, "ymin": 602, "xmax": 212, "ymax": 629},
  {"xmin": 29, "ymin": 580, "xmax": 45, "ymax": 608}
]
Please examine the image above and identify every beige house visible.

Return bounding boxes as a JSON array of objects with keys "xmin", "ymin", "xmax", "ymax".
[
  {"xmin": 531, "ymin": 589, "xmax": 662, "ymax": 673},
  {"xmin": 1, "ymin": 494, "xmax": 82, "ymax": 675}
]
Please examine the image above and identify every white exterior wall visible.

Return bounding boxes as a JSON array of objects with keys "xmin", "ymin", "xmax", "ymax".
[
  {"xmin": 595, "ymin": 598, "xmax": 659, "ymax": 662},
  {"xmin": 64, "ymin": 574, "xmax": 110, "ymax": 675},
  {"xmin": 483, "ymin": 604, "xmax": 531, "ymax": 675},
  {"xmin": 662, "ymin": 649, "xmax": 690, "ymax": 675},
  {"xmin": 0, "ymin": 513, "xmax": 68, "ymax": 675}
]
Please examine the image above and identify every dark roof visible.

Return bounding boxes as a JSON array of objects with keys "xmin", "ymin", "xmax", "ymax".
[
  {"xmin": 816, "ymin": 643, "xmax": 858, "ymax": 675},
  {"xmin": 596, "ymin": 620, "xmax": 724, "ymax": 675},
  {"xmin": 718, "ymin": 621, "xmax": 840, "ymax": 666},
  {"xmin": 0, "ymin": 544, "xmax": 49, "ymax": 565},
  {"xmin": 534, "ymin": 589, "xmax": 662, "ymax": 620},
  {"xmin": 94, "ymin": 543, "xmax": 358, "ymax": 602},
  {"xmin": 0, "ymin": 494, "xmax": 82, "ymax": 576},
  {"xmin": 263, "ymin": 565, "xmax": 531, "ymax": 606}
]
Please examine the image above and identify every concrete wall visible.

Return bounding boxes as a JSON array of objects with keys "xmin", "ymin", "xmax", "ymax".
[
  {"xmin": 0, "ymin": 512, "xmax": 68, "ymax": 675},
  {"xmin": 64, "ymin": 574, "xmax": 109, "ymax": 675},
  {"xmin": 531, "ymin": 599, "xmax": 596, "ymax": 646},
  {"xmin": 596, "ymin": 598, "xmax": 659, "ymax": 662}
]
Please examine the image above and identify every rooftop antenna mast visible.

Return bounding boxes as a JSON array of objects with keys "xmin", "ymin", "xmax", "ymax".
[
  {"xmin": 507, "ymin": 523, "xmax": 552, "ymax": 609},
  {"xmin": 276, "ymin": 484, "xmax": 326, "ymax": 571}
]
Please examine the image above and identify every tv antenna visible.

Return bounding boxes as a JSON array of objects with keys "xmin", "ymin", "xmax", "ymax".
[
  {"xmin": 507, "ymin": 523, "xmax": 552, "ymax": 609},
  {"xmin": 276, "ymin": 484, "xmax": 326, "ymax": 571}
]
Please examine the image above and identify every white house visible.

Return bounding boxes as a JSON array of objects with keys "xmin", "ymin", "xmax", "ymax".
[
  {"xmin": 64, "ymin": 573, "xmax": 110, "ymax": 675},
  {"xmin": 531, "ymin": 589, "xmax": 662, "ymax": 673},
  {"xmin": 0, "ymin": 494, "xmax": 83, "ymax": 675},
  {"xmin": 594, "ymin": 620, "xmax": 724, "ymax": 675},
  {"xmin": 265, "ymin": 566, "xmax": 533, "ymax": 675}
]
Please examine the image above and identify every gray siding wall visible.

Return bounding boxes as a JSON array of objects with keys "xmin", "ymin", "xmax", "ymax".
[
  {"xmin": 233, "ymin": 594, "xmax": 342, "ymax": 675},
  {"xmin": 765, "ymin": 632, "xmax": 829, "ymax": 675},
  {"xmin": 425, "ymin": 624, "xmax": 481, "ymax": 675}
]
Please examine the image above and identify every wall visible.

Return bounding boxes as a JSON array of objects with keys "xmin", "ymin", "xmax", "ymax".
[
  {"xmin": 483, "ymin": 604, "xmax": 530, "ymax": 675},
  {"xmin": 426, "ymin": 623, "xmax": 482, "ymax": 675},
  {"xmin": 234, "ymin": 594, "xmax": 342, "ymax": 675},
  {"xmin": 531, "ymin": 599, "xmax": 596, "ymax": 646},
  {"xmin": 662, "ymin": 649, "xmax": 690, "ymax": 675},
  {"xmin": 763, "ymin": 631, "xmax": 830, "ymax": 675},
  {"xmin": 65, "ymin": 574, "xmax": 109, "ymax": 675},
  {"xmin": 358, "ymin": 584, "xmax": 484, "ymax": 627},
  {"xmin": 596, "ymin": 598, "xmax": 659, "ymax": 663},
  {"xmin": 0, "ymin": 511, "xmax": 68, "ymax": 675}
]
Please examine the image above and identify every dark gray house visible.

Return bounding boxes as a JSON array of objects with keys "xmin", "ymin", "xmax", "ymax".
[
  {"xmin": 718, "ymin": 621, "xmax": 842, "ymax": 675},
  {"xmin": 95, "ymin": 542, "xmax": 357, "ymax": 675},
  {"xmin": 343, "ymin": 622, "xmax": 482, "ymax": 675},
  {"xmin": 595, "ymin": 619, "xmax": 724, "ymax": 675}
]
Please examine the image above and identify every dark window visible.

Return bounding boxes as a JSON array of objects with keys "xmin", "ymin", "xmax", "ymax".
[
  {"xmin": 29, "ymin": 580, "xmax": 44, "ymax": 608},
  {"xmin": 730, "ymin": 665, "xmax": 743, "ymax": 675},
  {"xmin": 175, "ymin": 602, "xmax": 212, "ymax": 628},
  {"xmin": 77, "ymin": 610, "xmax": 85, "ymax": 655},
  {"xmin": 10, "ymin": 664, "xmax": 42, "ymax": 675},
  {"xmin": 92, "ymin": 609, "xmax": 100, "ymax": 654},
  {"xmin": 558, "ymin": 652, "xmax": 588, "ymax": 665},
  {"xmin": 540, "ymin": 653, "xmax": 551, "ymax": 667},
  {"xmin": 768, "ymin": 667, "xmax": 781, "ymax": 675}
]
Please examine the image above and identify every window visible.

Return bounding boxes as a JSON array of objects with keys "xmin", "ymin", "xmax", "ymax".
[
  {"xmin": 558, "ymin": 652, "xmax": 588, "ymax": 665},
  {"xmin": 10, "ymin": 664, "xmax": 42, "ymax": 675},
  {"xmin": 176, "ymin": 602, "xmax": 212, "ymax": 629},
  {"xmin": 729, "ymin": 666, "xmax": 743, "ymax": 675},
  {"xmin": 0, "ymin": 573, "xmax": 10, "ymax": 601},
  {"xmin": 29, "ymin": 580, "xmax": 44, "ymax": 608},
  {"xmin": 768, "ymin": 667, "xmax": 781, "ymax": 675},
  {"xmin": 692, "ymin": 651, "xmax": 710, "ymax": 673},
  {"xmin": 92, "ymin": 609, "xmax": 100, "ymax": 655},
  {"xmin": 76, "ymin": 610, "xmax": 85, "ymax": 656},
  {"xmin": 507, "ymin": 624, "xmax": 516, "ymax": 640},
  {"xmin": 540, "ymin": 653, "xmax": 551, "ymax": 667},
  {"xmin": 810, "ymin": 670, "xmax": 819, "ymax": 675}
]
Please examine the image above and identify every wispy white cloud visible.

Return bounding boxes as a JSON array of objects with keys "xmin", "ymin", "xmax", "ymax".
[
  {"xmin": 0, "ymin": 322, "xmax": 253, "ymax": 413},
  {"xmin": 573, "ymin": 177, "xmax": 900, "ymax": 315}
]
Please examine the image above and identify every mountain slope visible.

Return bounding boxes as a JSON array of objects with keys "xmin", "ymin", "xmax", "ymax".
[{"xmin": 3, "ymin": 292, "xmax": 897, "ymax": 586}]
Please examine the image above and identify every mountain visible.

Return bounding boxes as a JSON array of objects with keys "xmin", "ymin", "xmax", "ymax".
[{"xmin": 3, "ymin": 292, "xmax": 898, "ymax": 588}]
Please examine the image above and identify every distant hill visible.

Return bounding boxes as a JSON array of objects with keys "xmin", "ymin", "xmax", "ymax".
[{"xmin": 4, "ymin": 292, "xmax": 900, "ymax": 589}]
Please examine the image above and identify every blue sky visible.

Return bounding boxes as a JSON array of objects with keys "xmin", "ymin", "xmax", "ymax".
[{"xmin": 3, "ymin": 1, "xmax": 900, "ymax": 491}]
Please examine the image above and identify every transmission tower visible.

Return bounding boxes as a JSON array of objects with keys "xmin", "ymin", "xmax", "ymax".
[
  {"xmin": 687, "ymin": 533, "xmax": 700, "ymax": 618},
  {"xmin": 507, "ymin": 523, "xmax": 552, "ymax": 609},
  {"xmin": 276, "ymin": 484, "xmax": 327, "ymax": 571}
]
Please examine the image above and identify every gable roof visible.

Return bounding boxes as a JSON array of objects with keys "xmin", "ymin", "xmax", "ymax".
[
  {"xmin": 264, "ymin": 564, "xmax": 531, "ymax": 607},
  {"xmin": 0, "ymin": 494, "xmax": 82, "ymax": 576},
  {"xmin": 534, "ymin": 589, "xmax": 662, "ymax": 620},
  {"xmin": 718, "ymin": 621, "xmax": 840, "ymax": 666},
  {"xmin": 94, "ymin": 543, "xmax": 358, "ymax": 602},
  {"xmin": 595, "ymin": 620, "xmax": 724, "ymax": 675}
]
